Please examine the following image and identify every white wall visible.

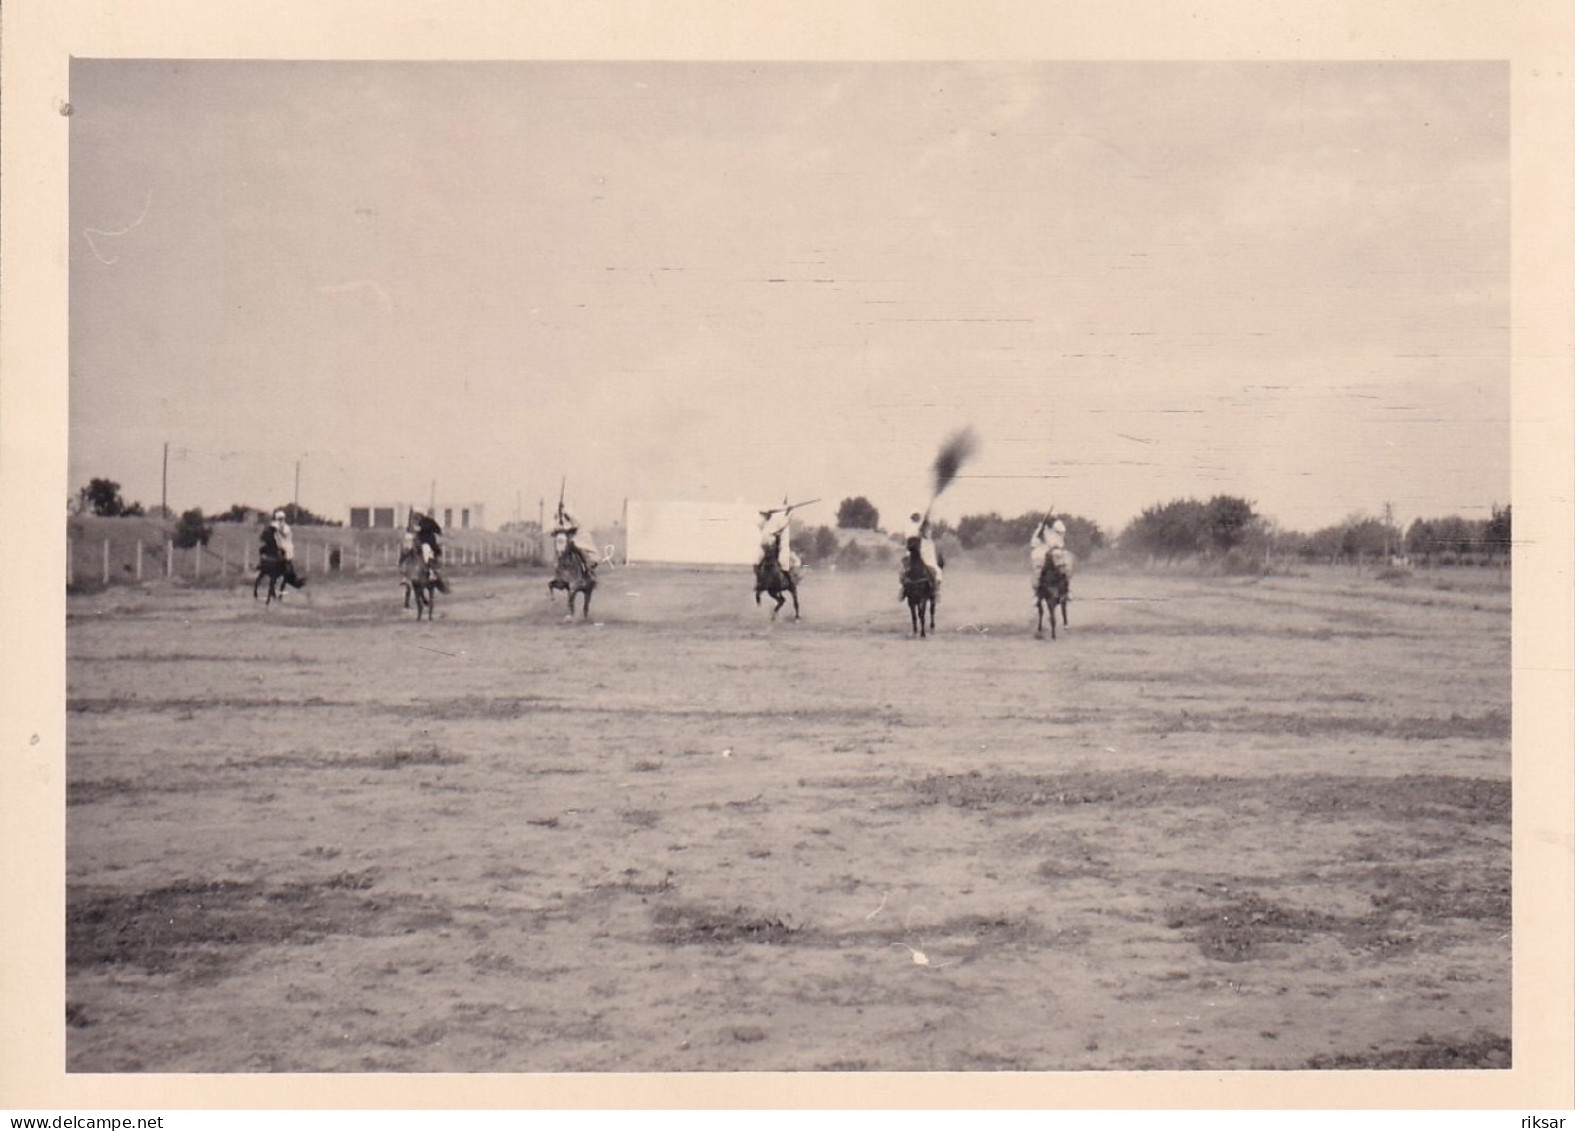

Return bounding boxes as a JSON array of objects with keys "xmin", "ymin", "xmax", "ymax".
[{"xmin": 625, "ymin": 500, "xmax": 761, "ymax": 565}]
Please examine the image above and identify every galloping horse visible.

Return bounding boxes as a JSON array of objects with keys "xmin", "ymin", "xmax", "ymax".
[
  {"xmin": 1033, "ymin": 554, "xmax": 1071, "ymax": 640},
  {"xmin": 901, "ymin": 537, "xmax": 937, "ymax": 638},
  {"xmin": 401, "ymin": 552, "xmax": 439, "ymax": 621},
  {"xmin": 253, "ymin": 555, "xmax": 304, "ymax": 605},
  {"xmin": 754, "ymin": 547, "xmax": 801, "ymax": 622},
  {"xmin": 548, "ymin": 548, "xmax": 596, "ymax": 620}
]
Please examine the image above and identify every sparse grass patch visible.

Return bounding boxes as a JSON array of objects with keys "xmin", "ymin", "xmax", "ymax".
[
  {"xmin": 67, "ymin": 871, "xmax": 448, "ymax": 980},
  {"xmin": 1141, "ymin": 708, "xmax": 1510, "ymax": 742},
  {"xmin": 911, "ymin": 769, "xmax": 1508, "ymax": 826},
  {"xmin": 1305, "ymin": 1032, "xmax": 1510, "ymax": 1070},
  {"xmin": 1164, "ymin": 892, "xmax": 1419, "ymax": 962},
  {"xmin": 651, "ymin": 902, "xmax": 803, "ymax": 947},
  {"xmin": 370, "ymin": 745, "xmax": 463, "ymax": 770}
]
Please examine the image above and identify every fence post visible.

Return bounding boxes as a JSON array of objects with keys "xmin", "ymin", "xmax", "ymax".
[
  {"xmin": 102, "ymin": 539, "xmax": 110, "ymax": 584},
  {"xmin": 166, "ymin": 539, "xmax": 173, "ymax": 578},
  {"xmin": 136, "ymin": 540, "xmax": 144, "ymax": 582},
  {"xmin": 193, "ymin": 545, "xmax": 201, "ymax": 577}
]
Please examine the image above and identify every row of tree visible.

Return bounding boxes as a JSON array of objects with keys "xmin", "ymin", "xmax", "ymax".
[
  {"xmin": 833, "ymin": 496, "xmax": 1108, "ymax": 558},
  {"xmin": 76, "ymin": 479, "xmax": 340, "ymax": 527},
  {"xmin": 1290, "ymin": 505, "xmax": 1511, "ymax": 565},
  {"xmin": 1114, "ymin": 495, "xmax": 1512, "ymax": 568},
  {"xmin": 78, "ymin": 477, "xmax": 1510, "ymax": 568},
  {"xmin": 74, "ymin": 480, "xmax": 344, "ymax": 550},
  {"xmin": 1117, "ymin": 496, "xmax": 1260, "ymax": 561}
]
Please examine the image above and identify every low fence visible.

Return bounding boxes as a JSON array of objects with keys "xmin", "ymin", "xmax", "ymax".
[{"xmin": 67, "ymin": 526, "xmax": 546, "ymax": 590}]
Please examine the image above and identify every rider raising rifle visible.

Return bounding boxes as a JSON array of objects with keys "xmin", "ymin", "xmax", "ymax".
[
  {"xmin": 1030, "ymin": 511, "xmax": 1073, "ymax": 596},
  {"xmin": 756, "ymin": 497, "xmax": 817, "ymax": 579},
  {"xmin": 552, "ymin": 483, "xmax": 597, "ymax": 577}
]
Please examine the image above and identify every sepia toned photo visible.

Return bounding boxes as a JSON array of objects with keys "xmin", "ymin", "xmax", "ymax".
[
  {"xmin": 3, "ymin": 0, "xmax": 1571, "ymax": 1116},
  {"xmin": 61, "ymin": 58, "xmax": 1514, "ymax": 1075}
]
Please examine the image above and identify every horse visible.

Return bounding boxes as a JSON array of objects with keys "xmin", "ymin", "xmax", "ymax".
[
  {"xmin": 754, "ymin": 548, "xmax": 801, "ymax": 622},
  {"xmin": 548, "ymin": 547, "xmax": 596, "ymax": 621},
  {"xmin": 253, "ymin": 555, "xmax": 304, "ymax": 605},
  {"xmin": 1033, "ymin": 554, "xmax": 1072, "ymax": 640},
  {"xmin": 400, "ymin": 552, "xmax": 439, "ymax": 621},
  {"xmin": 901, "ymin": 537, "xmax": 937, "ymax": 638}
]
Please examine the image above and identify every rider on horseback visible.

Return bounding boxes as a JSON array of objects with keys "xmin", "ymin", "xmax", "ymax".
[
  {"xmin": 1030, "ymin": 514, "xmax": 1072, "ymax": 596},
  {"xmin": 756, "ymin": 506, "xmax": 801, "ymax": 581},
  {"xmin": 898, "ymin": 512, "xmax": 942, "ymax": 601},
  {"xmin": 260, "ymin": 509, "xmax": 303, "ymax": 588},
  {"xmin": 406, "ymin": 510, "xmax": 449, "ymax": 593},
  {"xmin": 552, "ymin": 503, "xmax": 598, "ymax": 578}
]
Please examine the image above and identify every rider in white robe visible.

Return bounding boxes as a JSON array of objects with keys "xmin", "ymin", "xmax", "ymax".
[
  {"xmin": 757, "ymin": 509, "xmax": 799, "ymax": 574},
  {"xmin": 1030, "ymin": 516, "xmax": 1073, "ymax": 592}
]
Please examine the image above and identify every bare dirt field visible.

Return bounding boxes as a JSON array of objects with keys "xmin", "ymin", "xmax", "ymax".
[{"xmin": 64, "ymin": 559, "xmax": 1511, "ymax": 1073}]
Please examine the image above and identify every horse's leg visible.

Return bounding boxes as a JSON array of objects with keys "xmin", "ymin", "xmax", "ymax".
[
  {"xmin": 789, "ymin": 584, "xmax": 800, "ymax": 622},
  {"xmin": 581, "ymin": 584, "xmax": 593, "ymax": 621}
]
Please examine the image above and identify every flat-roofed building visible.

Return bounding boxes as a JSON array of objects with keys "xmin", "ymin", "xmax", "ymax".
[{"xmin": 347, "ymin": 503, "xmax": 486, "ymax": 532}]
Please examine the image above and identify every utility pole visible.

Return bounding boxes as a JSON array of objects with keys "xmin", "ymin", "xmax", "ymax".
[
  {"xmin": 161, "ymin": 442, "xmax": 169, "ymax": 517},
  {"xmin": 1382, "ymin": 501, "xmax": 1395, "ymax": 558}
]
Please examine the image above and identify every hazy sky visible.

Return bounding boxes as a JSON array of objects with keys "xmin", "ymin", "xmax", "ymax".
[{"xmin": 69, "ymin": 60, "xmax": 1508, "ymax": 534}]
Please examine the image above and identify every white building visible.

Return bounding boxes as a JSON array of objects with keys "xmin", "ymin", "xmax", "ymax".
[
  {"xmin": 624, "ymin": 500, "xmax": 762, "ymax": 565},
  {"xmin": 347, "ymin": 502, "xmax": 486, "ymax": 532}
]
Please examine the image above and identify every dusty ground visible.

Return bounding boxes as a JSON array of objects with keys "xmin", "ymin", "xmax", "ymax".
[{"xmin": 64, "ymin": 559, "xmax": 1510, "ymax": 1072}]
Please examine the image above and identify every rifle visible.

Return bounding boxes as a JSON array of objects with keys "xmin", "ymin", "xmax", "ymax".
[
  {"xmin": 762, "ymin": 497, "xmax": 820, "ymax": 517},
  {"xmin": 556, "ymin": 477, "xmax": 567, "ymax": 527}
]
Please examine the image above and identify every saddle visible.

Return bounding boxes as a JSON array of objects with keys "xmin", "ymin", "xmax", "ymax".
[
  {"xmin": 1037, "ymin": 556, "xmax": 1070, "ymax": 594},
  {"xmin": 557, "ymin": 548, "xmax": 594, "ymax": 582}
]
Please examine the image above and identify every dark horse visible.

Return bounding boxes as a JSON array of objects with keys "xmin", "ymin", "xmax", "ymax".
[
  {"xmin": 548, "ymin": 546, "xmax": 596, "ymax": 620},
  {"xmin": 401, "ymin": 552, "xmax": 439, "ymax": 621},
  {"xmin": 253, "ymin": 555, "xmax": 305, "ymax": 605},
  {"xmin": 901, "ymin": 537, "xmax": 937, "ymax": 638},
  {"xmin": 1034, "ymin": 555, "xmax": 1071, "ymax": 640},
  {"xmin": 753, "ymin": 546, "xmax": 801, "ymax": 622}
]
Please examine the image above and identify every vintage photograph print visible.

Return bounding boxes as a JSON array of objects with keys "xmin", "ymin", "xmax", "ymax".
[{"xmin": 64, "ymin": 60, "xmax": 1510, "ymax": 1074}]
